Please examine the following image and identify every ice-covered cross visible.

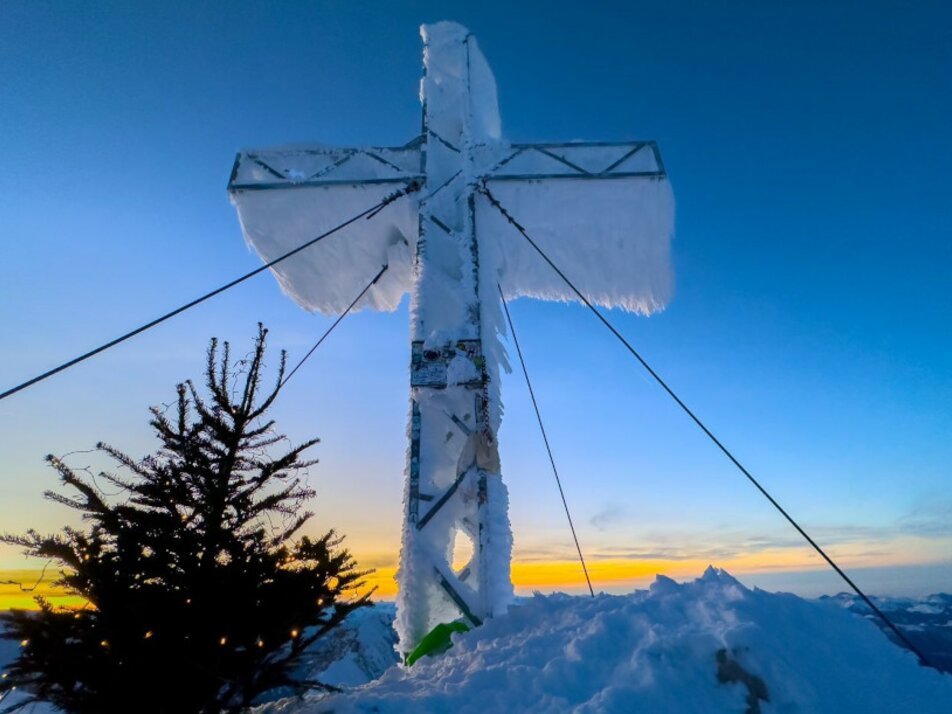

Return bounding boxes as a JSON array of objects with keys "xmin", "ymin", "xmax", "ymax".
[{"xmin": 228, "ymin": 22, "xmax": 673, "ymax": 654}]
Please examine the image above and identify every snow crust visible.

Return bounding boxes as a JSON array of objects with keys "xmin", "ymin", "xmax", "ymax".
[
  {"xmin": 263, "ymin": 569, "xmax": 952, "ymax": 714},
  {"xmin": 233, "ymin": 183, "xmax": 416, "ymax": 314},
  {"xmin": 481, "ymin": 176, "xmax": 674, "ymax": 314},
  {"xmin": 420, "ymin": 22, "xmax": 501, "ymax": 143}
]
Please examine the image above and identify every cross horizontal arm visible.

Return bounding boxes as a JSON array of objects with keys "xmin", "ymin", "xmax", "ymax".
[
  {"xmin": 481, "ymin": 140, "xmax": 665, "ymax": 183},
  {"xmin": 228, "ymin": 136, "xmax": 424, "ymax": 192},
  {"xmin": 472, "ymin": 139, "xmax": 674, "ymax": 314}
]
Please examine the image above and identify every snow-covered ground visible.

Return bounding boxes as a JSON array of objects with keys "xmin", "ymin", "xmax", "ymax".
[
  {"xmin": 5, "ymin": 570, "xmax": 952, "ymax": 712},
  {"xmin": 295, "ymin": 603, "xmax": 399, "ymax": 688},
  {"xmin": 260, "ymin": 568, "xmax": 952, "ymax": 713}
]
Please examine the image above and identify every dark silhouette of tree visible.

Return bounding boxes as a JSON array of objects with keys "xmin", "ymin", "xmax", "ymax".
[{"xmin": 0, "ymin": 325, "xmax": 370, "ymax": 713}]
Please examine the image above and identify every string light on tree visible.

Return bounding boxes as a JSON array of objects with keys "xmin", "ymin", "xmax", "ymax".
[{"xmin": 0, "ymin": 328, "xmax": 372, "ymax": 709}]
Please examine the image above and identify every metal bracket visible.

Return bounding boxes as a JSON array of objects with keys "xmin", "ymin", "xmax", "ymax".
[
  {"xmin": 408, "ymin": 400, "xmax": 421, "ymax": 523},
  {"xmin": 434, "ymin": 566, "xmax": 482, "ymax": 627},
  {"xmin": 417, "ymin": 469, "xmax": 470, "ymax": 530}
]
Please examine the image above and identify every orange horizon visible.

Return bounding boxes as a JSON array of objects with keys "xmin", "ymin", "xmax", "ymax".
[{"xmin": 4, "ymin": 547, "xmax": 947, "ymax": 610}]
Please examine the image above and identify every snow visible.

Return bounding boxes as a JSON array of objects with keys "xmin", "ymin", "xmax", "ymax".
[
  {"xmin": 420, "ymin": 22, "xmax": 501, "ymax": 143},
  {"xmin": 480, "ymin": 176, "xmax": 674, "ymax": 314},
  {"xmin": 259, "ymin": 569, "xmax": 952, "ymax": 714},
  {"xmin": 910, "ymin": 604, "xmax": 944, "ymax": 615},
  {"xmin": 301, "ymin": 605, "xmax": 400, "ymax": 689},
  {"xmin": 6, "ymin": 575, "xmax": 952, "ymax": 712},
  {"xmin": 0, "ymin": 637, "xmax": 56, "ymax": 713},
  {"xmin": 823, "ymin": 591, "xmax": 952, "ymax": 672},
  {"xmin": 232, "ymin": 182, "xmax": 417, "ymax": 314}
]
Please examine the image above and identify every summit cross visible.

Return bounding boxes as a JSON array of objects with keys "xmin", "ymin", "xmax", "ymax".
[{"xmin": 228, "ymin": 21, "xmax": 673, "ymax": 653}]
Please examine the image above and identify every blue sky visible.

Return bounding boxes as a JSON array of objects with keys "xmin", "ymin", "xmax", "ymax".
[{"xmin": 0, "ymin": 1, "xmax": 949, "ymax": 596}]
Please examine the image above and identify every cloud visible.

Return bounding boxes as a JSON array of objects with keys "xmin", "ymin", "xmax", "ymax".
[
  {"xmin": 510, "ymin": 495, "xmax": 952, "ymax": 573},
  {"xmin": 897, "ymin": 499, "xmax": 952, "ymax": 538},
  {"xmin": 515, "ymin": 541, "xmax": 761, "ymax": 563},
  {"xmin": 589, "ymin": 504, "xmax": 628, "ymax": 531}
]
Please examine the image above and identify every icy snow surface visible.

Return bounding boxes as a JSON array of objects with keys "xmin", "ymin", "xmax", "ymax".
[{"xmin": 260, "ymin": 569, "xmax": 952, "ymax": 714}]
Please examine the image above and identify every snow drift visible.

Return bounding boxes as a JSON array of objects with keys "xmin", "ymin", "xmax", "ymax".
[{"xmin": 260, "ymin": 568, "xmax": 952, "ymax": 714}]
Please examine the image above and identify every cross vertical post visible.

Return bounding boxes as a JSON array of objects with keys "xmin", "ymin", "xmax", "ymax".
[{"xmin": 396, "ymin": 25, "xmax": 513, "ymax": 652}]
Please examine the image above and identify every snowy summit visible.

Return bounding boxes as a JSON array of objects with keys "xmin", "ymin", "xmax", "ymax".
[{"xmin": 262, "ymin": 569, "xmax": 952, "ymax": 714}]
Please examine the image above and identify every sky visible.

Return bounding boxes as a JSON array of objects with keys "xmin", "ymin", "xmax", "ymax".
[{"xmin": 0, "ymin": 0, "xmax": 950, "ymax": 603}]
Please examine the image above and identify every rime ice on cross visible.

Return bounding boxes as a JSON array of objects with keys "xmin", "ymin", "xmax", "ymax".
[{"xmin": 228, "ymin": 21, "xmax": 674, "ymax": 653}]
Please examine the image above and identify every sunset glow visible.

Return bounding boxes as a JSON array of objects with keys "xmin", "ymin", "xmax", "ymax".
[
  {"xmin": 4, "ymin": 532, "xmax": 948, "ymax": 611},
  {"xmin": 0, "ymin": 569, "xmax": 85, "ymax": 611}
]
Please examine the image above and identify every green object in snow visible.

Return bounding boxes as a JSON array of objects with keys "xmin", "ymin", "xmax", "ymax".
[{"xmin": 405, "ymin": 621, "xmax": 470, "ymax": 666}]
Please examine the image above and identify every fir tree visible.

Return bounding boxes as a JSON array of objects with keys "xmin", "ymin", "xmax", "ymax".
[{"xmin": 0, "ymin": 325, "xmax": 370, "ymax": 713}]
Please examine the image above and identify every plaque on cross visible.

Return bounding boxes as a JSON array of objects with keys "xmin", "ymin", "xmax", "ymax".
[{"xmin": 228, "ymin": 21, "xmax": 673, "ymax": 654}]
